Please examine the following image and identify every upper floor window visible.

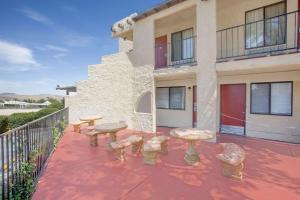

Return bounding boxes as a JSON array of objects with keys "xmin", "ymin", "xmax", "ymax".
[
  {"xmin": 171, "ymin": 28, "xmax": 194, "ymax": 63},
  {"xmin": 245, "ymin": 2, "xmax": 286, "ymax": 49}
]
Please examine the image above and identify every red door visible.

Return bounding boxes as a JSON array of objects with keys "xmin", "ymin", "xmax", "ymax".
[
  {"xmin": 193, "ymin": 86, "xmax": 197, "ymax": 128},
  {"xmin": 155, "ymin": 36, "xmax": 167, "ymax": 69},
  {"xmin": 220, "ymin": 84, "xmax": 246, "ymax": 135}
]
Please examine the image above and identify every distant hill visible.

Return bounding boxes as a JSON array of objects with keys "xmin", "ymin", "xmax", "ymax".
[{"xmin": 0, "ymin": 93, "xmax": 63, "ymax": 102}]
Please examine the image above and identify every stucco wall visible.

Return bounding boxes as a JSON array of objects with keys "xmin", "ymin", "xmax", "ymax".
[
  {"xmin": 216, "ymin": 0, "xmax": 298, "ymax": 58},
  {"xmin": 65, "ymin": 52, "xmax": 154, "ymax": 132},
  {"xmin": 217, "ymin": 0, "xmax": 297, "ymax": 30},
  {"xmin": 119, "ymin": 38, "xmax": 133, "ymax": 53},
  {"xmin": 196, "ymin": 0, "xmax": 218, "ymax": 141},
  {"xmin": 218, "ymin": 70, "xmax": 300, "ymax": 143},
  {"xmin": 156, "ymin": 78, "xmax": 196, "ymax": 128},
  {"xmin": 155, "ymin": 6, "xmax": 196, "ymax": 39}
]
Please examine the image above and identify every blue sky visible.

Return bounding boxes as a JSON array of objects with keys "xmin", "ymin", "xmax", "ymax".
[{"xmin": 0, "ymin": 0, "xmax": 162, "ymax": 95}]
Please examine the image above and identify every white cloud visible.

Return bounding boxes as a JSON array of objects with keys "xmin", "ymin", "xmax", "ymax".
[
  {"xmin": 36, "ymin": 44, "xmax": 69, "ymax": 52},
  {"xmin": 60, "ymin": 5, "xmax": 78, "ymax": 13},
  {"xmin": 53, "ymin": 53, "xmax": 67, "ymax": 58},
  {"xmin": 0, "ymin": 40, "xmax": 40, "ymax": 71},
  {"xmin": 62, "ymin": 33, "xmax": 97, "ymax": 47},
  {"xmin": 45, "ymin": 45, "xmax": 68, "ymax": 52},
  {"xmin": 17, "ymin": 7, "xmax": 97, "ymax": 48},
  {"xmin": 17, "ymin": 7, "xmax": 53, "ymax": 26}
]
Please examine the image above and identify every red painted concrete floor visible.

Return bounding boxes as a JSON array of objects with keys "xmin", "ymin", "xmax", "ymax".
[{"xmin": 32, "ymin": 126, "xmax": 300, "ymax": 200}]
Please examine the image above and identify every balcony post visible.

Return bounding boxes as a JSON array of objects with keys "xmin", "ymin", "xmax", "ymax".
[{"xmin": 196, "ymin": 0, "xmax": 217, "ymax": 140}]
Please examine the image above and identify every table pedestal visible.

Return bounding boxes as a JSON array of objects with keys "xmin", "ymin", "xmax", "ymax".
[
  {"xmin": 106, "ymin": 133, "xmax": 117, "ymax": 151},
  {"xmin": 184, "ymin": 141, "xmax": 200, "ymax": 165},
  {"xmin": 89, "ymin": 120, "xmax": 95, "ymax": 126}
]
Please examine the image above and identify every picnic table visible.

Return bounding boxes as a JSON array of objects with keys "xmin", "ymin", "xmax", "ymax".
[
  {"xmin": 170, "ymin": 128, "xmax": 214, "ymax": 165},
  {"xmin": 80, "ymin": 115, "xmax": 102, "ymax": 126},
  {"xmin": 94, "ymin": 122, "xmax": 128, "ymax": 151}
]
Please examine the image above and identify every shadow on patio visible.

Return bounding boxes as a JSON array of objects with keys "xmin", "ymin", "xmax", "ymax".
[{"xmin": 32, "ymin": 126, "xmax": 300, "ymax": 200}]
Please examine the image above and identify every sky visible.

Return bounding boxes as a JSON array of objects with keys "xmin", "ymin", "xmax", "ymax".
[{"xmin": 0, "ymin": 0, "xmax": 162, "ymax": 95}]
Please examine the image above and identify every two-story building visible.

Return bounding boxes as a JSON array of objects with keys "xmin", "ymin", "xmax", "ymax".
[{"xmin": 65, "ymin": 0, "xmax": 300, "ymax": 143}]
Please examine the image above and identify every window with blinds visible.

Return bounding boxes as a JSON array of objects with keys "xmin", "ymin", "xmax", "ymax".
[
  {"xmin": 156, "ymin": 87, "xmax": 185, "ymax": 110},
  {"xmin": 251, "ymin": 82, "xmax": 292, "ymax": 116}
]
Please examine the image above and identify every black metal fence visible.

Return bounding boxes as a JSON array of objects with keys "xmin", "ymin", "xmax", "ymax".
[
  {"xmin": 155, "ymin": 36, "xmax": 197, "ymax": 69},
  {"xmin": 0, "ymin": 107, "xmax": 69, "ymax": 199},
  {"xmin": 217, "ymin": 10, "xmax": 300, "ymax": 61}
]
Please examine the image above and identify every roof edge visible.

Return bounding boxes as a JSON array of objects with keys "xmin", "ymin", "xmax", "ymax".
[{"xmin": 133, "ymin": 0, "xmax": 187, "ymax": 22}]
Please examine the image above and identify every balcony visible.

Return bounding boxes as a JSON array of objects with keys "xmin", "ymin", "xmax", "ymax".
[
  {"xmin": 154, "ymin": 5, "xmax": 197, "ymax": 71},
  {"xmin": 217, "ymin": 10, "xmax": 300, "ymax": 62},
  {"xmin": 155, "ymin": 36, "xmax": 197, "ymax": 69}
]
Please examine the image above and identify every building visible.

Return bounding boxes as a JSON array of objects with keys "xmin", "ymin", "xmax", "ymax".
[
  {"xmin": 1, "ymin": 100, "xmax": 51, "ymax": 109},
  {"xmin": 66, "ymin": 0, "xmax": 300, "ymax": 143}
]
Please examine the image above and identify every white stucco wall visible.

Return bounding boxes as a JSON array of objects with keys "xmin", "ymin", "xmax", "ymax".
[
  {"xmin": 155, "ymin": 78, "xmax": 196, "ymax": 127},
  {"xmin": 196, "ymin": 0, "xmax": 218, "ymax": 141},
  {"xmin": 65, "ymin": 52, "xmax": 154, "ymax": 132},
  {"xmin": 119, "ymin": 38, "xmax": 133, "ymax": 53}
]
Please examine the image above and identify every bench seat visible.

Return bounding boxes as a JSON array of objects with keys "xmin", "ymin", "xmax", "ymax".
[
  {"xmin": 110, "ymin": 135, "xmax": 143, "ymax": 161},
  {"xmin": 84, "ymin": 130, "xmax": 103, "ymax": 147},
  {"xmin": 72, "ymin": 121, "xmax": 89, "ymax": 133},
  {"xmin": 216, "ymin": 143, "xmax": 246, "ymax": 180},
  {"xmin": 142, "ymin": 135, "xmax": 170, "ymax": 165}
]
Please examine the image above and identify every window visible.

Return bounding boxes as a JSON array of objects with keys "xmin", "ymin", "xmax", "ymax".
[
  {"xmin": 171, "ymin": 29, "xmax": 194, "ymax": 62},
  {"xmin": 156, "ymin": 88, "xmax": 169, "ymax": 109},
  {"xmin": 245, "ymin": 2, "xmax": 286, "ymax": 49},
  {"xmin": 251, "ymin": 82, "xmax": 292, "ymax": 116},
  {"xmin": 156, "ymin": 87, "xmax": 185, "ymax": 110}
]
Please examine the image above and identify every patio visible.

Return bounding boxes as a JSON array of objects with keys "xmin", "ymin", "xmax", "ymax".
[{"xmin": 32, "ymin": 126, "xmax": 300, "ymax": 200}]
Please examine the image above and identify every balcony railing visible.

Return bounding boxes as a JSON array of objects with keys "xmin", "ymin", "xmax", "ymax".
[
  {"xmin": 155, "ymin": 36, "xmax": 197, "ymax": 69},
  {"xmin": 217, "ymin": 10, "xmax": 300, "ymax": 61},
  {"xmin": 0, "ymin": 108, "xmax": 69, "ymax": 199}
]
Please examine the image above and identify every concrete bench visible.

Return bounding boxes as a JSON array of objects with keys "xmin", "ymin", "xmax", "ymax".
[
  {"xmin": 85, "ymin": 130, "xmax": 103, "ymax": 147},
  {"xmin": 72, "ymin": 121, "xmax": 89, "ymax": 133},
  {"xmin": 216, "ymin": 143, "xmax": 246, "ymax": 180},
  {"xmin": 110, "ymin": 135, "xmax": 143, "ymax": 161},
  {"xmin": 142, "ymin": 135, "xmax": 170, "ymax": 165}
]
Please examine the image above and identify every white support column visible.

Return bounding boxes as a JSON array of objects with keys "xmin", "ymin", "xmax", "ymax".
[{"xmin": 196, "ymin": 0, "xmax": 218, "ymax": 139}]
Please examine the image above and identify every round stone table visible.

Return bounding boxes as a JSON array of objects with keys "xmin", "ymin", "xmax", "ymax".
[
  {"xmin": 170, "ymin": 128, "xmax": 214, "ymax": 165},
  {"xmin": 80, "ymin": 115, "xmax": 102, "ymax": 126},
  {"xmin": 94, "ymin": 122, "xmax": 128, "ymax": 151}
]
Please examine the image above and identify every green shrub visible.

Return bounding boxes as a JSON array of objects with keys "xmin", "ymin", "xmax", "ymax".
[
  {"xmin": 11, "ymin": 150, "xmax": 38, "ymax": 200},
  {"xmin": 34, "ymin": 108, "xmax": 59, "ymax": 119},
  {"xmin": 8, "ymin": 112, "xmax": 37, "ymax": 129},
  {"xmin": 0, "ymin": 116, "xmax": 9, "ymax": 133},
  {"xmin": 47, "ymin": 99, "xmax": 64, "ymax": 110},
  {"xmin": 0, "ymin": 106, "xmax": 63, "ymax": 134}
]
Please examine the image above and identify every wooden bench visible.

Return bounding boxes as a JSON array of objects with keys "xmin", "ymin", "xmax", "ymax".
[
  {"xmin": 72, "ymin": 121, "xmax": 89, "ymax": 133},
  {"xmin": 110, "ymin": 135, "xmax": 143, "ymax": 161},
  {"xmin": 142, "ymin": 135, "xmax": 170, "ymax": 165},
  {"xmin": 216, "ymin": 143, "xmax": 246, "ymax": 180}
]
